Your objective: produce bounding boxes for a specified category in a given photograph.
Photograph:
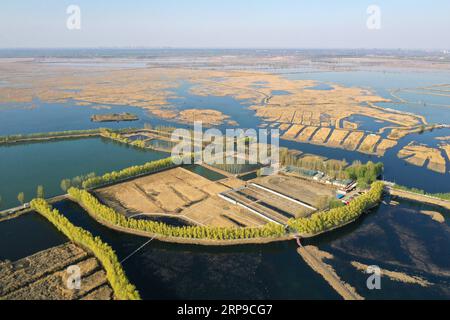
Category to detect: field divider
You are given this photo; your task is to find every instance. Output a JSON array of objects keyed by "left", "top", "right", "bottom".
[
  {"left": 218, "top": 193, "right": 283, "bottom": 225},
  {"left": 250, "top": 183, "right": 317, "bottom": 211}
]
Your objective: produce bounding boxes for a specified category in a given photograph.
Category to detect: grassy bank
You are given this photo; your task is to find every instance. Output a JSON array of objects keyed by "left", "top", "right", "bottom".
[
  {"left": 30, "top": 198, "right": 141, "bottom": 300},
  {"left": 0, "top": 129, "right": 102, "bottom": 144},
  {"left": 0, "top": 128, "right": 140, "bottom": 145},
  {"left": 392, "top": 184, "right": 450, "bottom": 201}
]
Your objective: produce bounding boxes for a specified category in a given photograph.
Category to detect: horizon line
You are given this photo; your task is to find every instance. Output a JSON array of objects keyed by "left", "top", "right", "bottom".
[{"left": 0, "top": 47, "right": 449, "bottom": 52}]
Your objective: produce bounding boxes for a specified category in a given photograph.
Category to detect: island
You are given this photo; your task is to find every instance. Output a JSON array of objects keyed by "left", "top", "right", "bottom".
[{"left": 91, "top": 113, "right": 139, "bottom": 123}]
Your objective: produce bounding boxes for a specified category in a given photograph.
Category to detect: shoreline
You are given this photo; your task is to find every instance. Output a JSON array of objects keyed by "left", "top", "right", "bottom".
[
  {"left": 70, "top": 195, "right": 294, "bottom": 246},
  {"left": 0, "top": 133, "right": 101, "bottom": 146}
]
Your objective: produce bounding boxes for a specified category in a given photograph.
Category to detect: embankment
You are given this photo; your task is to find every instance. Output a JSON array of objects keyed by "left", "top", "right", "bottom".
[{"left": 297, "top": 245, "right": 364, "bottom": 300}]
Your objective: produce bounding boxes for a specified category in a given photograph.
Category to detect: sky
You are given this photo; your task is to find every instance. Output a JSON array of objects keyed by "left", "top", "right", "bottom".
[{"left": 1, "top": 0, "right": 449, "bottom": 49}]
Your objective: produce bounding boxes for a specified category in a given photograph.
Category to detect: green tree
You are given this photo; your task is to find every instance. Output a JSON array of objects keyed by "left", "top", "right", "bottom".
[
  {"left": 37, "top": 185, "right": 45, "bottom": 199},
  {"left": 17, "top": 192, "right": 25, "bottom": 205},
  {"left": 60, "top": 179, "right": 72, "bottom": 192},
  {"left": 30, "top": 198, "right": 141, "bottom": 300},
  {"left": 316, "top": 195, "right": 330, "bottom": 210}
]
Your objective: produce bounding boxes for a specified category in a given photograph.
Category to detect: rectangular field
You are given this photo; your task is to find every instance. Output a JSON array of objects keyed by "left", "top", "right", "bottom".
[
  {"left": 296, "top": 126, "right": 319, "bottom": 142},
  {"left": 326, "top": 129, "right": 349, "bottom": 147},
  {"left": 342, "top": 131, "right": 365, "bottom": 151},
  {"left": 358, "top": 134, "right": 381, "bottom": 154},
  {"left": 311, "top": 127, "right": 332, "bottom": 144},
  {"left": 376, "top": 139, "right": 398, "bottom": 156},
  {"left": 283, "top": 125, "right": 305, "bottom": 139},
  {"left": 252, "top": 175, "right": 336, "bottom": 210}
]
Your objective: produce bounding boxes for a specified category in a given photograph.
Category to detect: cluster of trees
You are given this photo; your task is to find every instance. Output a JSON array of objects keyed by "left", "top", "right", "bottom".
[
  {"left": 81, "top": 157, "right": 177, "bottom": 189},
  {"left": 61, "top": 173, "right": 97, "bottom": 191},
  {"left": 288, "top": 181, "right": 384, "bottom": 235},
  {"left": 279, "top": 149, "right": 384, "bottom": 186},
  {"left": 100, "top": 129, "right": 148, "bottom": 149},
  {"left": 30, "top": 198, "right": 141, "bottom": 300},
  {"left": 393, "top": 184, "right": 450, "bottom": 201},
  {"left": 0, "top": 128, "right": 142, "bottom": 145},
  {"left": 314, "top": 196, "right": 346, "bottom": 210},
  {"left": 279, "top": 148, "right": 349, "bottom": 179},
  {"left": 16, "top": 186, "right": 45, "bottom": 205},
  {"left": 211, "top": 163, "right": 258, "bottom": 175},
  {"left": 345, "top": 161, "right": 383, "bottom": 188},
  {"left": 17, "top": 192, "right": 25, "bottom": 205},
  {"left": 100, "top": 130, "right": 131, "bottom": 143},
  {"left": 68, "top": 188, "right": 286, "bottom": 240}
]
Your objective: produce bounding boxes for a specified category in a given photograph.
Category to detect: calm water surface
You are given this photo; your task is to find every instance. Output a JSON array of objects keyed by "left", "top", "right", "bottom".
[
  {"left": 0, "top": 138, "right": 168, "bottom": 210},
  {"left": 0, "top": 65, "right": 449, "bottom": 299}
]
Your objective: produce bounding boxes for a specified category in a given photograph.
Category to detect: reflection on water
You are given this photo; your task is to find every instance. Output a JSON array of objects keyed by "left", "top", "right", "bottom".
[
  {"left": 0, "top": 213, "right": 66, "bottom": 261},
  {"left": 49, "top": 195, "right": 450, "bottom": 299},
  {"left": 53, "top": 200, "right": 340, "bottom": 300},
  {"left": 183, "top": 164, "right": 227, "bottom": 181},
  {"left": 307, "top": 199, "right": 450, "bottom": 299},
  {"left": 1, "top": 192, "right": 448, "bottom": 299},
  {"left": 131, "top": 215, "right": 193, "bottom": 227}
]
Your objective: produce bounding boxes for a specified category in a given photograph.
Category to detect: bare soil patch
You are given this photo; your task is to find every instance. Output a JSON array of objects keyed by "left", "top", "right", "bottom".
[{"left": 96, "top": 167, "right": 264, "bottom": 227}]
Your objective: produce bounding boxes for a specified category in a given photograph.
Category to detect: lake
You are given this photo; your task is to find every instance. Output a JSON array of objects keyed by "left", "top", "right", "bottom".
[
  {"left": 0, "top": 137, "right": 168, "bottom": 210},
  {"left": 1, "top": 189, "right": 447, "bottom": 299},
  {"left": 0, "top": 63, "right": 449, "bottom": 300}
]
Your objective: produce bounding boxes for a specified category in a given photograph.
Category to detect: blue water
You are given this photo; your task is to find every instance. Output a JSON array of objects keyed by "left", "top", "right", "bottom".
[
  {"left": 1, "top": 50, "right": 449, "bottom": 300},
  {"left": 271, "top": 90, "right": 291, "bottom": 95},
  {"left": 169, "top": 81, "right": 260, "bottom": 129},
  {"left": 281, "top": 127, "right": 450, "bottom": 193},
  {"left": 51, "top": 199, "right": 341, "bottom": 300},
  {"left": 344, "top": 114, "right": 398, "bottom": 134},
  {"left": 0, "top": 212, "right": 66, "bottom": 261},
  {"left": 0, "top": 138, "right": 168, "bottom": 210},
  {"left": 0, "top": 69, "right": 448, "bottom": 194},
  {"left": 0, "top": 100, "right": 180, "bottom": 136},
  {"left": 306, "top": 83, "right": 334, "bottom": 91},
  {"left": 307, "top": 199, "right": 450, "bottom": 299},
  {"left": 284, "top": 70, "right": 450, "bottom": 125}
]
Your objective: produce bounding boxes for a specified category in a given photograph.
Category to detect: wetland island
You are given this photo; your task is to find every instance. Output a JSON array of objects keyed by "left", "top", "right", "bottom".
[{"left": 1, "top": 11, "right": 450, "bottom": 302}]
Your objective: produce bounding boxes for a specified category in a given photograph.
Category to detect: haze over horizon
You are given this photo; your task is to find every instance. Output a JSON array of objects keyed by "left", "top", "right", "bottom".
[{"left": 1, "top": 0, "right": 449, "bottom": 50}]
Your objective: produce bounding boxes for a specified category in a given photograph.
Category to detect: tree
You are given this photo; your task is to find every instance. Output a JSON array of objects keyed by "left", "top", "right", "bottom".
[
  {"left": 316, "top": 195, "right": 330, "bottom": 210},
  {"left": 37, "top": 185, "right": 45, "bottom": 199},
  {"left": 30, "top": 198, "right": 141, "bottom": 300},
  {"left": 60, "top": 179, "right": 72, "bottom": 192},
  {"left": 17, "top": 192, "right": 25, "bottom": 205}
]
